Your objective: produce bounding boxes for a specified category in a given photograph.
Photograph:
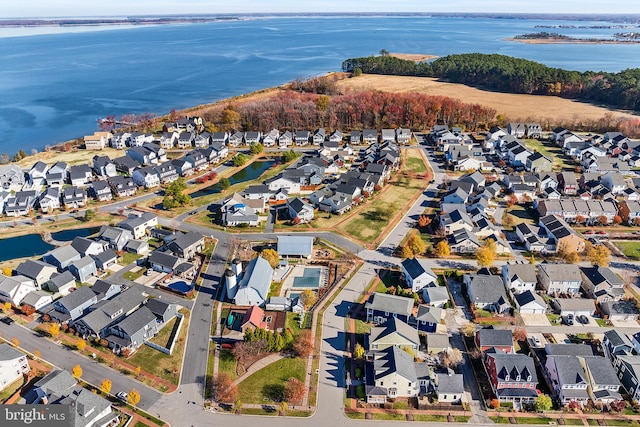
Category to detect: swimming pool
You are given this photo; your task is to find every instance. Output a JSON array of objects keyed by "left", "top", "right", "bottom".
[
  {"left": 167, "top": 281, "right": 193, "bottom": 294},
  {"left": 292, "top": 267, "right": 322, "bottom": 288}
]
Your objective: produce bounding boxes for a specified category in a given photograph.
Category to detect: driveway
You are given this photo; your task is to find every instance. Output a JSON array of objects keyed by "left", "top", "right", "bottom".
[{"left": 519, "top": 313, "right": 551, "bottom": 327}]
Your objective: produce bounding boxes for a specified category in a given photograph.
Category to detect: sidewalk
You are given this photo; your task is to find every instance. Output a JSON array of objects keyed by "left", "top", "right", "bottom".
[{"left": 233, "top": 353, "right": 286, "bottom": 385}]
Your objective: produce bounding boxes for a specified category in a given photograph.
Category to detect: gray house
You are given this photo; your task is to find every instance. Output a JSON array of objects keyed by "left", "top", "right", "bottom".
[
  {"left": 464, "top": 274, "right": 510, "bottom": 313},
  {"left": 106, "top": 306, "right": 158, "bottom": 352},
  {"left": 68, "top": 256, "right": 97, "bottom": 283},
  {"left": 43, "top": 271, "right": 76, "bottom": 296},
  {"left": 146, "top": 298, "right": 179, "bottom": 323},
  {"left": 96, "top": 226, "right": 133, "bottom": 251},
  {"left": 166, "top": 231, "right": 204, "bottom": 260},
  {"left": 50, "top": 286, "right": 98, "bottom": 322},
  {"left": 43, "top": 246, "right": 81, "bottom": 271},
  {"left": 71, "top": 236, "right": 105, "bottom": 258},
  {"left": 93, "top": 249, "right": 118, "bottom": 271},
  {"left": 15, "top": 259, "right": 57, "bottom": 289}
]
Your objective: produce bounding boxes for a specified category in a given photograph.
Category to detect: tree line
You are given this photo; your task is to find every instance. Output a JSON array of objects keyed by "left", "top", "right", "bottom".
[{"left": 342, "top": 53, "right": 640, "bottom": 111}]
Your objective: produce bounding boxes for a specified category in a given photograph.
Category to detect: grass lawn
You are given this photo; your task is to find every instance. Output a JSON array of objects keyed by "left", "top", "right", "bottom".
[
  {"left": 515, "top": 417, "right": 554, "bottom": 424},
  {"left": 524, "top": 139, "right": 572, "bottom": 171},
  {"left": 547, "top": 313, "right": 562, "bottom": 325},
  {"left": 596, "top": 318, "right": 610, "bottom": 327},
  {"left": 614, "top": 241, "right": 640, "bottom": 259},
  {"left": 217, "top": 349, "right": 238, "bottom": 380},
  {"left": 371, "top": 413, "right": 409, "bottom": 421},
  {"left": 0, "top": 377, "right": 24, "bottom": 402},
  {"left": 489, "top": 416, "right": 512, "bottom": 424},
  {"left": 345, "top": 411, "right": 365, "bottom": 419},
  {"left": 563, "top": 419, "right": 588, "bottom": 425},
  {"left": 119, "top": 252, "right": 142, "bottom": 266},
  {"left": 285, "top": 312, "right": 303, "bottom": 337},
  {"left": 127, "top": 310, "right": 189, "bottom": 385},
  {"left": 405, "top": 152, "right": 428, "bottom": 174},
  {"left": 122, "top": 269, "right": 145, "bottom": 281},
  {"left": 604, "top": 420, "right": 640, "bottom": 426},
  {"left": 268, "top": 282, "right": 283, "bottom": 299},
  {"left": 240, "top": 407, "right": 311, "bottom": 417},
  {"left": 353, "top": 319, "right": 371, "bottom": 335},
  {"left": 505, "top": 204, "right": 538, "bottom": 228},
  {"left": 237, "top": 357, "right": 306, "bottom": 404},
  {"left": 413, "top": 414, "right": 449, "bottom": 422},
  {"left": 148, "top": 317, "right": 177, "bottom": 348}
]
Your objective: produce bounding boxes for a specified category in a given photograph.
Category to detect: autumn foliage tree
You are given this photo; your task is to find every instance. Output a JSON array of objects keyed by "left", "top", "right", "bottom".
[
  {"left": 587, "top": 245, "right": 611, "bottom": 267},
  {"left": 293, "top": 330, "right": 313, "bottom": 358},
  {"left": 284, "top": 377, "right": 306, "bottom": 404},
  {"left": 407, "top": 234, "right": 426, "bottom": 256},
  {"left": 513, "top": 328, "right": 528, "bottom": 342},
  {"left": 127, "top": 389, "right": 141, "bottom": 407},
  {"left": 299, "top": 289, "right": 318, "bottom": 310},
  {"left": 100, "top": 379, "right": 112, "bottom": 394},
  {"left": 49, "top": 322, "right": 60, "bottom": 339},
  {"left": 418, "top": 215, "right": 432, "bottom": 229},
  {"left": 214, "top": 372, "right": 238, "bottom": 403},
  {"left": 72, "top": 364, "right": 82, "bottom": 379},
  {"left": 76, "top": 339, "right": 86, "bottom": 351},
  {"left": 434, "top": 240, "right": 451, "bottom": 257},
  {"left": 260, "top": 249, "right": 279, "bottom": 269},
  {"left": 475, "top": 239, "right": 497, "bottom": 267}
]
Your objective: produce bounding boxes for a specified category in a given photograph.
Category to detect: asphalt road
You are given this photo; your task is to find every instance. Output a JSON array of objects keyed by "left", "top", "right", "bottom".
[{"left": 0, "top": 321, "right": 162, "bottom": 410}]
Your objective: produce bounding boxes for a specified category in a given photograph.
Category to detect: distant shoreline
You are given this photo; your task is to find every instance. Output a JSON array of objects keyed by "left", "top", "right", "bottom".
[{"left": 506, "top": 37, "right": 640, "bottom": 45}]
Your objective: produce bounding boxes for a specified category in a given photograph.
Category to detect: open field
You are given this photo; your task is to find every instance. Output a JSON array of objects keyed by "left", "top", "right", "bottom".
[
  {"left": 15, "top": 147, "right": 125, "bottom": 167},
  {"left": 614, "top": 241, "right": 640, "bottom": 259},
  {"left": 337, "top": 75, "right": 639, "bottom": 122},
  {"left": 236, "top": 356, "right": 306, "bottom": 404},
  {"left": 523, "top": 139, "right": 575, "bottom": 171}
]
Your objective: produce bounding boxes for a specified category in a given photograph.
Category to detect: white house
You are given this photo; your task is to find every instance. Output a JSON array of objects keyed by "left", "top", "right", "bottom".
[
  {"left": 401, "top": 257, "right": 437, "bottom": 292},
  {"left": 0, "top": 274, "right": 37, "bottom": 306},
  {"left": 0, "top": 344, "right": 30, "bottom": 391}
]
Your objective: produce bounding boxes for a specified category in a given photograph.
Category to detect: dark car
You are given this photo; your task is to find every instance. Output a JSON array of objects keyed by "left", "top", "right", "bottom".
[
  {"left": 577, "top": 315, "right": 589, "bottom": 324},
  {"left": 1, "top": 317, "right": 15, "bottom": 325},
  {"left": 564, "top": 314, "right": 575, "bottom": 325}
]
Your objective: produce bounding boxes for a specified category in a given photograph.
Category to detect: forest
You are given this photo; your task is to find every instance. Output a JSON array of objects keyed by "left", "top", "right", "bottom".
[
  {"left": 195, "top": 90, "right": 496, "bottom": 133},
  {"left": 342, "top": 53, "right": 640, "bottom": 111}
]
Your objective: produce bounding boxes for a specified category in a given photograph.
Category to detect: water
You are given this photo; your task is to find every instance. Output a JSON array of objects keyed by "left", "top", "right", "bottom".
[
  {"left": 0, "top": 16, "right": 639, "bottom": 154},
  {"left": 50, "top": 226, "right": 100, "bottom": 241},
  {"left": 190, "top": 159, "right": 276, "bottom": 198},
  {"left": 0, "top": 234, "right": 55, "bottom": 262}
]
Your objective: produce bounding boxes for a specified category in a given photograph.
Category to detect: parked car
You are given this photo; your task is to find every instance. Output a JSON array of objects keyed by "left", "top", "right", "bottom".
[
  {"left": 564, "top": 314, "right": 575, "bottom": 326},
  {"left": 116, "top": 391, "right": 128, "bottom": 402},
  {"left": 0, "top": 317, "right": 14, "bottom": 325},
  {"left": 577, "top": 315, "right": 589, "bottom": 324},
  {"left": 531, "top": 336, "right": 542, "bottom": 347}
]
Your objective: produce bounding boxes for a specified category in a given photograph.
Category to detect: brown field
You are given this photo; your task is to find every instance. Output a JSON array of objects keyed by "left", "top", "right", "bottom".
[
  {"left": 337, "top": 74, "right": 639, "bottom": 122},
  {"left": 390, "top": 53, "right": 439, "bottom": 62},
  {"left": 15, "top": 147, "right": 125, "bottom": 168}
]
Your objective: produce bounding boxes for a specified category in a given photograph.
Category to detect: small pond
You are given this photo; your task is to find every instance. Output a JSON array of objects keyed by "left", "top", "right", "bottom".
[
  {"left": 51, "top": 227, "right": 101, "bottom": 242},
  {"left": 0, "top": 234, "right": 56, "bottom": 262},
  {"left": 190, "top": 159, "right": 276, "bottom": 198}
]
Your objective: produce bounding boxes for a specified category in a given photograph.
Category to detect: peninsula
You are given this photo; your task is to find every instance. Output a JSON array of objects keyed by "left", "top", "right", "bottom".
[{"left": 508, "top": 31, "right": 640, "bottom": 44}]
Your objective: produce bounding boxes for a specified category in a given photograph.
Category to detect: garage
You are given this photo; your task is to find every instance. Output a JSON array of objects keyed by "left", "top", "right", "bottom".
[
  {"left": 515, "top": 290, "right": 547, "bottom": 314},
  {"left": 553, "top": 298, "right": 595, "bottom": 317}
]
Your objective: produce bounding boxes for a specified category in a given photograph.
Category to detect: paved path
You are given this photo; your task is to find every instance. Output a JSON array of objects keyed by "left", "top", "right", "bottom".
[{"left": 233, "top": 353, "right": 286, "bottom": 385}]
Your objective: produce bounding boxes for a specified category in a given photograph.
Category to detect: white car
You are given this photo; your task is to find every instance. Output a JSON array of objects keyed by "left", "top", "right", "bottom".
[
  {"left": 116, "top": 391, "right": 128, "bottom": 402},
  {"left": 532, "top": 336, "right": 542, "bottom": 347}
]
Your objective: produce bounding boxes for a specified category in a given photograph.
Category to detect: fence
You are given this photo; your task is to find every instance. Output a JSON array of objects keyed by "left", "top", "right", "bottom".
[{"left": 144, "top": 313, "right": 184, "bottom": 355}]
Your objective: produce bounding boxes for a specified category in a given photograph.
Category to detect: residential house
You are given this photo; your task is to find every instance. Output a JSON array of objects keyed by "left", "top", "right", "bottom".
[
  {"left": 349, "top": 130, "right": 361, "bottom": 145},
  {"left": 153, "top": 163, "right": 179, "bottom": 184},
  {"left": 93, "top": 250, "right": 118, "bottom": 271},
  {"left": 171, "top": 158, "right": 194, "bottom": 177},
  {"left": 412, "top": 305, "right": 443, "bottom": 333},
  {"left": 485, "top": 353, "right": 538, "bottom": 408},
  {"left": 47, "top": 161, "right": 68, "bottom": 185},
  {"left": 601, "top": 300, "right": 640, "bottom": 322},
  {"left": 21, "top": 290, "right": 54, "bottom": 312},
  {"left": 166, "top": 231, "right": 204, "bottom": 260},
  {"left": 90, "top": 180, "right": 113, "bottom": 201},
  {"left": 96, "top": 226, "right": 133, "bottom": 251},
  {"left": 127, "top": 146, "right": 156, "bottom": 165},
  {"left": 118, "top": 212, "right": 158, "bottom": 239},
  {"left": 580, "top": 266, "right": 624, "bottom": 303},
  {"left": 42, "top": 246, "right": 81, "bottom": 270},
  {"left": 148, "top": 251, "right": 182, "bottom": 274},
  {"left": 475, "top": 329, "right": 514, "bottom": 353},
  {"left": 210, "top": 131, "right": 229, "bottom": 145},
  {"left": 132, "top": 166, "right": 160, "bottom": 188},
  {"left": 537, "top": 263, "right": 582, "bottom": 296},
  {"left": 146, "top": 298, "right": 178, "bottom": 324},
  {"left": 49, "top": 286, "right": 98, "bottom": 323},
  {"left": 396, "top": 128, "right": 411, "bottom": 144},
  {"left": 159, "top": 131, "right": 178, "bottom": 148},
  {"left": 366, "top": 292, "right": 413, "bottom": 325},
  {"left": 106, "top": 306, "right": 159, "bottom": 352},
  {"left": 582, "top": 356, "right": 623, "bottom": 407},
  {"left": 73, "top": 287, "right": 146, "bottom": 339},
  {"left": 295, "top": 130, "right": 310, "bottom": 146},
  {"left": 261, "top": 129, "right": 279, "bottom": 147},
  {"left": 365, "top": 346, "right": 419, "bottom": 403},
  {"left": 368, "top": 317, "right": 420, "bottom": 352},
  {"left": 508, "top": 123, "right": 527, "bottom": 138},
  {"left": 113, "top": 156, "right": 140, "bottom": 175},
  {"left": 0, "top": 344, "right": 30, "bottom": 391},
  {"left": 422, "top": 286, "right": 450, "bottom": 308},
  {"left": 68, "top": 256, "right": 97, "bottom": 283},
  {"left": 439, "top": 209, "right": 474, "bottom": 235},
  {"left": 228, "top": 131, "right": 244, "bottom": 147},
  {"left": 601, "top": 172, "right": 627, "bottom": 195},
  {"left": 111, "top": 132, "right": 131, "bottom": 148},
  {"left": 618, "top": 201, "right": 640, "bottom": 225},
  {"left": 176, "top": 132, "right": 194, "bottom": 149},
  {"left": 539, "top": 215, "right": 585, "bottom": 253},
  {"left": 240, "top": 305, "right": 267, "bottom": 332},
  {"left": 464, "top": 274, "right": 510, "bottom": 313},
  {"left": 312, "top": 128, "right": 326, "bottom": 145},
  {"left": 107, "top": 175, "right": 137, "bottom": 198},
  {"left": 0, "top": 274, "right": 37, "bottom": 306},
  {"left": 318, "top": 194, "right": 353, "bottom": 215},
  {"left": 435, "top": 373, "right": 464, "bottom": 403},
  {"left": 526, "top": 151, "right": 553, "bottom": 173},
  {"left": 233, "top": 256, "right": 273, "bottom": 307},
  {"left": 286, "top": 197, "right": 315, "bottom": 223},
  {"left": 557, "top": 172, "right": 578, "bottom": 195},
  {"left": 194, "top": 132, "right": 211, "bottom": 148},
  {"left": 425, "top": 334, "right": 451, "bottom": 355},
  {"left": 125, "top": 239, "right": 149, "bottom": 255},
  {"left": 278, "top": 130, "right": 293, "bottom": 148},
  {"left": 514, "top": 290, "right": 547, "bottom": 314},
  {"left": 43, "top": 271, "right": 75, "bottom": 296},
  {"left": 91, "top": 280, "right": 121, "bottom": 301},
  {"left": 552, "top": 298, "right": 596, "bottom": 318},
  {"left": 401, "top": 257, "right": 437, "bottom": 292},
  {"left": 222, "top": 201, "right": 259, "bottom": 227},
  {"left": 28, "top": 161, "right": 48, "bottom": 186},
  {"left": 0, "top": 164, "right": 25, "bottom": 191},
  {"left": 92, "top": 155, "right": 117, "bottom": 178},
  {"left": 62, "top": 186, "right": 87, "bottom": 208},
  {"left": 4, "top": 190, "right": 37, "bottom": 217},
  {"left": 447, "top": 229, "right": 481, "bottom": 254},
  {"left": 502, "top": 262, "right": 537, "bottom": 295},
  {"left": 38, "top": 187, "right": 61, "bottom": 213},
  {"left": 15, "top": 259, "right": 57, "bottom": 289},
  {"left": 68, "top": 164, "right": 92, "bottom": 187},
  {"left": 186, "top": 150, "right": 208, "bottom": 171}
]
